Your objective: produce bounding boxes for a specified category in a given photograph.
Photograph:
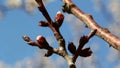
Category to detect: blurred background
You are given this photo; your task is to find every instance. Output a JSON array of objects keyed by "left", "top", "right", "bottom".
[{"left": 0, "top": 0, "right": 120, "bottom": 68}]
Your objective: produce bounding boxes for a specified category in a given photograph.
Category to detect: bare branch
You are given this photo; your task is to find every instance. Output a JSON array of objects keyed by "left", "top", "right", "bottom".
[
  {"left": 62, "top": 0, "right": 120, "bottom": 51},
  {"left": 72, "top": 29, "right": 96, "bottom": 62},
  {"left": 33, "top": 0, "right": 76, "bottom": 68},
  {"left": 36, "top": 0, "right": 53, "bottom": 23},
  {"left": 23, "top": 0, "right": 120, "bottom": 68}
]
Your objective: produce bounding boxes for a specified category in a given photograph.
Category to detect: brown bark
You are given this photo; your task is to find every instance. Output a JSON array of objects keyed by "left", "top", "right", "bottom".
[{"left": 62, "top": 0, "right": 120, "bottom": 51}]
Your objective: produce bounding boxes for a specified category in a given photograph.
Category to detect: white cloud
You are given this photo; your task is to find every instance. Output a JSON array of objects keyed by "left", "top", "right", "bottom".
[
  {"left": 55, "top": 56, "right": 66, "bottom": 68},
  {"left": 25, "top": 0, "right": 39, "bottom": 14},
  {"left": 0, "top": 50, "right": 66, "bottom": 68},
  {"left": 24, "top": 0, "right": 55, "bottom": 14},
  {"left": 107, "top": 47, "right": 120, "bottom": 63},
  {"left": 92, "top": 0, "right": 102, "bottom": 11},
  {"left": 109, "top": 23, "right": 120, "bottom": 37},
  {"left": 76, "top": 55, "right": 99, "bottom": 68},
  {"left": 0, "top": 61, "right": 11, "bottom": 68},
  {"left": 6, "top": 0, "right": 22, "bottom": 8},
  {"left": 1, "top": 0, "right": 55, "bottom": 15},
  {"left": 25, "top": 58, "right": 35, "bottom": 68},
  {"left": 108, "top": 0, "right": 120, "bottom": 23},
  {"left": 14, "top": 61, "right": 22, "bottom": 68},
  {"left": 115, "top": 63, "right": 120, "bottom": 68},
  {"left": 91, "top": 42, "right": 100, "bottom": 52},
  {"left": 108, "top": 0, "right": 120, "bottom": 38},
  {"left": 34, "top": 51, "right": 66, "bottom": 68}
]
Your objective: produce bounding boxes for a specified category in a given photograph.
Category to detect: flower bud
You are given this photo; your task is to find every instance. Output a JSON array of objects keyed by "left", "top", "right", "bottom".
[
  {"left": 68, "top": 42, "right": 76, "bottom": 54},
  {"left": 36, "top": 35, "right": 45, "bottom": 42},
  {"left": 55, "top": 11, "right": 64, "bottom": 27},
  {"left": 39, "top": 21, "right": 48, "bottom": 27},
  {"left": 79, "top": 35, "right": 88, "bottom": 48},
  {"left": 79, "top": 48, "right": 92, "bottom": 57},
  {"left": 36, "top": 35, "right": 49, "bottom": 49}
]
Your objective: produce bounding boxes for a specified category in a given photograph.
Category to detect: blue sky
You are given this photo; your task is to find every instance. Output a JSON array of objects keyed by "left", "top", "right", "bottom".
[{"left": 0, "top": 0, "right": 120, "bottom": 68}]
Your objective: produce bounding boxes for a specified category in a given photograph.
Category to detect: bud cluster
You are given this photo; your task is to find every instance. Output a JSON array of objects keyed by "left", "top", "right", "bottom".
[{"left": 68, "top": 35, "right": 93, "bottom": 57}]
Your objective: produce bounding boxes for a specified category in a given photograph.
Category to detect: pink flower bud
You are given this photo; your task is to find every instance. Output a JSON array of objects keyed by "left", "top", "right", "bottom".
[
  {"left": 36, "top": 35, "right": 46, "bottom": 44},
  {"left": 55, "top": 11, "right": 64, "bottom": 27},
  {"left": 55, "top": 11, "right": 64, "bottom": 22},
  {"left": 36, "top": 35, "right": 49, "bottom": 49}
]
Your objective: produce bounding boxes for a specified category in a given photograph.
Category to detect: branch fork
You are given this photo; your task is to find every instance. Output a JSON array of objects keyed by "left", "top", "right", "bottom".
[
  {"left": 22, "top": 0, "right": 120, "bottom": 68},
  {"left": 22, "top": 0, "right": 97, "bottom": 68},
  {"left": 23, "top": 0, "right": 69, "bottom": 63},
  {"left": 67, "top": 29, "right": 96, "bottom": 62},
  {"left": 62, "top": 0, "right": 120, "bottom": 51}
]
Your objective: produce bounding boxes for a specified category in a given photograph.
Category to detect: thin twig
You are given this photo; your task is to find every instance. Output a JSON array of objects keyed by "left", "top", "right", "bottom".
[
  {"left": 73, "top": 29, "right": 96, "bottom": 62},
  {"left": 36, "top": 0, "right": 52, "bottom": 23}
]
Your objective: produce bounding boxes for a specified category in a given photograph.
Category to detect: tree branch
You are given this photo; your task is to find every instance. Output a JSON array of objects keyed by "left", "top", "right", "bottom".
[
  {"left": 32, "top": 0, "right": 76, "bottom": 68},
  {"left": 73, "top": 29, "right": 96, "bottom": 62},
  {"left": 62, "top": 0, "right": 120, "bottom": 51},
  {"left": 23, "top": 0, "right": 120, "bottom": 68}
]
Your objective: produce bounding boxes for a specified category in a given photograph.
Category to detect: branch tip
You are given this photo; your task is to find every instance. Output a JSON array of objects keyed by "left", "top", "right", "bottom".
[
  {"left": 87, "top": 29, "right": 97, "bottom": 39},
  {"left": 22, "top": 35, "right": 31, "bottom": 42}
]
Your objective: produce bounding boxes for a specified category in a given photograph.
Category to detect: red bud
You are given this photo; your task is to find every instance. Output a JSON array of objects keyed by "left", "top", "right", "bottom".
[
  {"left": 36, "top": 35, "right": 46, "bottom": 43},
  {"left": 39, "top": 21, "right": 48, "bottom": 27},
  {"left": 36, "top": 35, "right": 49, "bottom": 49},
  {"left": 55, "top": 11, "right": 64, "bottom": 27}
]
